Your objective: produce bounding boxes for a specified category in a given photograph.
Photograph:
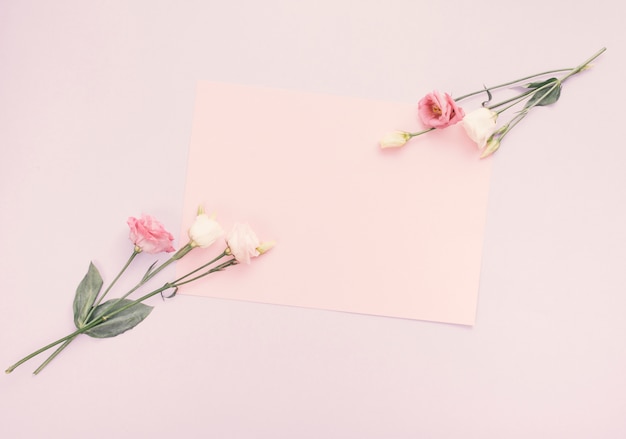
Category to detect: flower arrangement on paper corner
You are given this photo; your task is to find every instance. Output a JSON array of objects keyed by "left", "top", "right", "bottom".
[
  {"left": 379, "top": 48, "right": 606, "bottom": 158},
  {"left": 6, "top": 206, "right": 274, "bottom": 375}
]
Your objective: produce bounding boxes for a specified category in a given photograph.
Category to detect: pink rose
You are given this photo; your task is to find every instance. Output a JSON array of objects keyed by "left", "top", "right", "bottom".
[
  {"left": 226, "top": 223, "right": 261, "bottom": 264},
  {"left": 127, "top": 214, "right": 175, "bottom": 254},
  {"left": 418, "top": 91, "right": 465, "bottom": 129}
]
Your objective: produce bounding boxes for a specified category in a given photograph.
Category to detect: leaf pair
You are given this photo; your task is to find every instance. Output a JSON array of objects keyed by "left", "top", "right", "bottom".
[
  {"left": 72, "top": 262, "right": 153, "bottom": 338},
  {"left": 524, "top": 78, "right": 562, "bottom": 108}
]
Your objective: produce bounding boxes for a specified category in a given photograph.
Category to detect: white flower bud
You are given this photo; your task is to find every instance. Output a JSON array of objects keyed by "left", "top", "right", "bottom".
[
  {"left": 379, "top": 131, "right": 411, "bottom": 149},
  {"left": 188, "top": 212, "right": 224, "bottom": 248}
]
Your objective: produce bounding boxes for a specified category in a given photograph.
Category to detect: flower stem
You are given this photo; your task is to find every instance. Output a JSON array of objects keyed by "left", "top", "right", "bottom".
[
  {"left": 560, "top": 47, "right": 606, "bottom": 82},
  {"left": 493, "top": 47, "right": 606, "bottom": 143},
  {"left": 32, "top": 339, "right": 74, "bottom": 375},
  {"left": 171, "top": 250, "right": 229, "bottom": 285},
  {"left": 91, "top": 243, "right": 194, "bottom": 320},
  {"left": 455, "top": 47, "right": 605, "bottom": 107},
  {"left": 5, "top": 327, "right": 88, "bottom": 374},
  {"left": 453, "top": 68, "right": 573, "bottom": 102},
  {"left": 6, "top": 283, "right": 172, "bottom": 374},
  {"left": 31, "top": 249, "right": 142, "bottom": 374},
  {"left": 5, "top": 244, "right": 229, "bottom": 375},
  {"left": 407, "top": 128, "right": 435, "bottom": 137},
  {"left": 86, "top": 249, "right": 140, "bottom": 322},
  {"left": 172, "top": 257, "right": 238, "bottom": 287},
  {"left": 488, "top": 87, "right": 537, "bottom": 112},
  {"left": 8, "top": 251, "right": 142, "bottom": 374}
]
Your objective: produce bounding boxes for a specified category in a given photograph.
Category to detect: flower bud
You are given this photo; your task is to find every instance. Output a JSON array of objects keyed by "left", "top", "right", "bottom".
[
  {"left": 188, "top": 210, "right": 224, "bottom": 248},
  {"left": 256, "top": 241, "right": 276, "bottom": 255},
  {"left": 379, "top": 131, "right": 411, "bottom": 149},
  {"left": 480, "top": 136, "right": 501, "bottom": 159}
]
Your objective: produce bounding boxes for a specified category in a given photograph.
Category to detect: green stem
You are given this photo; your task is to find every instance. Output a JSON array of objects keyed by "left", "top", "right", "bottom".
[
  {"left": 494, "top": 47, "right": 606, "bottom": 144},
  {"left": 5, "top": 243, "right": 225, "bottom": 375},
  {"left": 92, "top": 243, "right": 194, "bottom": 321},
  {"left": 491, "top": 47, "right": 606, "bottom": 115},
  {"left": 560, "top": 47, "right": 606, "bottom": 83},
  {"left": 171, "top": 250, "right": 229, "bottom": 285},
  {"left": 86, "top": 249, "right": 140, "bottom": 323},
  {"left": 488, "top": 87, "right": 537, "bottom": 112},
  {"left": 32, "top": 338, "right": 74, "bottom": 375},
  {"left": 5, "top": 281, "right": 173, "bottom": 374},
  {"left": 30, "top": 249, "right": 141, "bottom": 374},
  {"left": 6, "top": 326, "right": 90, "bottom": 374},
  {"left": 172, "top": 258, "right": 238, "bottom": 287},
  {"left": 453, "top": 68, "right": 574, "bottom": 102},
  {"left": 407, "top": 128, "right": 435, "bottom": 137}
]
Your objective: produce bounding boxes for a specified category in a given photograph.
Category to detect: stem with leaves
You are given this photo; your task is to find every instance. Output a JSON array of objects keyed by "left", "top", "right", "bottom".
[
  {"left": 5, "top": 245, "right": 234, "bottom": 375},
  {"left": 404, "top": 47, "right": 606, "bottom": 141},
  {"left": 31, "top": 249, "right": 142, "bottom": 374},
  {"left": 483, "top": 47, "right": 606, "bottom": 150}
]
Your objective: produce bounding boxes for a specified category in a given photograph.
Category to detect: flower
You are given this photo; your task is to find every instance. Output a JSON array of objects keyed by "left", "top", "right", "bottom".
[
  {"left": 480, "top": 135, "right": 502, "bottom": 159},
  {"left": 383, "top": 48, "right": 606, "bottom": 157},
  {"left": 462, "top": 108, "right": 498, "bottom": 149},
  {"left": 226, "top": 223, "right": 262, "bottom": 264},
  {"left": 188, "top": 209, "right": 224, "bottom": 248},
  {"left": 127, "top": 214, "right": 175, "bottom": 254},
  {"left": 380, "top": 131, "right": 411, "bottom": 149},
  {"left": 418, "top": 91, "right": 465, "bottom": 129},
  {"left": 256, "top": 241, "right": 276, "bottom": 255},
  {"left": 6, "top": 205, "right": 273, "bottom": 374}
]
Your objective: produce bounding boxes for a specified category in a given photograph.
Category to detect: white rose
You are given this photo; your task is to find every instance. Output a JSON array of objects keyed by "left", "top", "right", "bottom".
[
  {"left": 461, "top": 108, "right": 498, "bottom": 149},
  {"left": 188, "top": 213, "right": 224, "bottom": 248}
]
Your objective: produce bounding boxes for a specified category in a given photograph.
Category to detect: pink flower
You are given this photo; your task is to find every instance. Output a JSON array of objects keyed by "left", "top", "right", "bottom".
[
  {"left": 226, "top": 223, "right": 261, "bottom": 264},
  {"left": 418, "top": 91, "right": 465, "bottom": 129},
  {"left": 127, "top": 214, "right": 175, "bottom": 254}
]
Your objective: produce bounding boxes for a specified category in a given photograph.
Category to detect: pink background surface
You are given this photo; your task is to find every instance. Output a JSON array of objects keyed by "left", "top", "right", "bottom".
[
  {"left": 1, "top": 1, "right": 625, "bottom": 438},
  {"left": 177, "top": 82, "right": 492, "bottom": 325}
]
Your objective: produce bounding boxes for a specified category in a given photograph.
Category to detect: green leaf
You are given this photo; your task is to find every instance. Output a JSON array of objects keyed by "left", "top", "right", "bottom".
[
  {"left": 525, "top": 78, "right": 558, "bottom": 89},
  {"left": 84, "top": 299, "right": 153, "bottom": 338},
  {"left": 73, "top": 262, "right": 103, "bottom": 329},
  {"left": 524, "top": 78, "right": 562, "bottom": 108}
]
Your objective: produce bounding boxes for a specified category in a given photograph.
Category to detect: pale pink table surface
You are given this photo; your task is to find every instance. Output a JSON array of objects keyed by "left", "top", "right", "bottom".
[{"left": 1, "top": 1, "right": 625, "bottom": 438}]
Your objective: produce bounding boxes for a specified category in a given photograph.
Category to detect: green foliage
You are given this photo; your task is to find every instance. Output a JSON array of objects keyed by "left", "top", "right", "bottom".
[
  {"left": 84, "top": 299, "right": 153, "bottom": 338},
  {"left": 525, "top": 78, "right": 562, "bottom": 108},
  {"left": 73, "top": 262, "right": 103, "bottom": 329}
]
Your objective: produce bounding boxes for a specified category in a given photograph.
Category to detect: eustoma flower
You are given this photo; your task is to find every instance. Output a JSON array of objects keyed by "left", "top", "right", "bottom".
[
  {"left": 226, "top": 223, "right": 275, "bottom": 264},
  {"left": 461, "top": 108, "right": 498, "bottom": 150},
  {"left": 6, "top": 206, "right": 273, "bottom": 375},
  {"left": 379, "top": 47, "right": 606, "bottom": 158},
  {"left": 226, "top": 223, "right": 260, "bottom": 264},
  {"left": 127, "top": 214, "right": 175, "bottom": 254},
  {"left": 188, "top": 208, "right": 224, "bottom": 248},
  {"left": 418, "top": 91, "right": 465, "bottom": 129}
]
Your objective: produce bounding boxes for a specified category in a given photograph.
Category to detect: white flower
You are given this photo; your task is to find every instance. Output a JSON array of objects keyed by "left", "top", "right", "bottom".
[
  {"left": 379, "top": 131, "right": 411, "bottom": 149},
  {"left": 226, "top": 223, "right": 262, "bottom": 264},
  {"left": 461, "top": 108, "right": 498, "bottom": 149},
  {"left": 188, "top": 210, "right": 224, "bottom": 248}
]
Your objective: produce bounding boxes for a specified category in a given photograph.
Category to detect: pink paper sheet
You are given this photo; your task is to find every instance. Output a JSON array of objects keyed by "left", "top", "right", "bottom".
[{"left": 177, "top": 82, "right": 492, "bottom": 325}]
